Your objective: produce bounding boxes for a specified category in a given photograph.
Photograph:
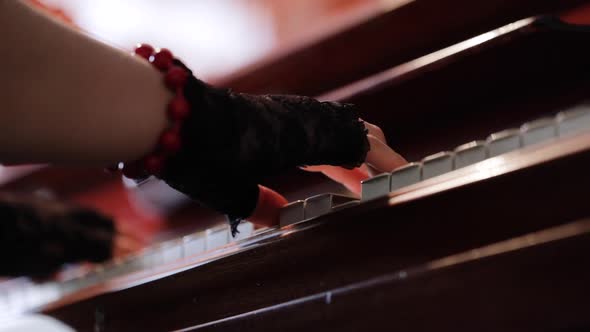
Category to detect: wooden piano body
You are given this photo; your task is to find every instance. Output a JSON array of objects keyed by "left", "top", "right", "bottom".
[{"left": 3, "top": 1, "right": 590, "bottom": 331}]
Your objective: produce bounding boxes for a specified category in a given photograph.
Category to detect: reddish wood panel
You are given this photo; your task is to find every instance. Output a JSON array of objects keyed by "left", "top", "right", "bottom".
[
  {"left": 46, "top": 134, "right": 590, "bottom": 331},
  {"left": 190, "top": 221, "right": 590, "bottom": 331},
  {"left": 217, "top": 0, "right": 587, "bottom": 96}
]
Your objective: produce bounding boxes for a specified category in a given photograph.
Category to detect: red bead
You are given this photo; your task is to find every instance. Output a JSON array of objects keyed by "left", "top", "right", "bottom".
[
  {"left": 134, "top": 44, "right": 154, "bottom": 60},
  {"left": 152, "top": 49, "right": 173, "bottom": 71},
  {"left": 167, "top": 96, "right": 190, "bottom": 120},
  {"left": 160, "top": 130, "right": 182, "bottom": 153},
  {"left": 165, "top": 66, "right": 188, "bottom": 89},
  {"left": 144, "top": 155, "right": 165, "bottom": 175},
  {"left": 122, "top": 162, "right": 144, "bottom": 179}
]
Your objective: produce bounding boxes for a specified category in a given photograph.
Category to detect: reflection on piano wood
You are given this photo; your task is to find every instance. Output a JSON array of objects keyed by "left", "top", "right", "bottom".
[
  {"left": 45, "top": 122, "right": 590, "bottom": 331},
  {"left": 179, "top": 218, "right": 590, "bottom": 331},
  {"left": 2, "top": 2, "right": 590, "bottom": 331},
  {"left": 218, "top": 0, "right": 588, "bottom": 95}
]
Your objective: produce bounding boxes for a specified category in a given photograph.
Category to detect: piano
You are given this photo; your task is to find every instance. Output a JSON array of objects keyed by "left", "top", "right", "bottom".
[{"left": 2, "top": 1, "right": 590, "bottom": 331}]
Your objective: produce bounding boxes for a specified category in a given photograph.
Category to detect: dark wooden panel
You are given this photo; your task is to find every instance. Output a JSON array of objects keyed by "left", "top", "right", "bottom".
[
  {"left": 217, "top": 0, "right": 587, "bottom": 96},
  {"left": 192, "top": 220, "right": 590, "bottom": 332},
  {"left": 260, "top": 16, "right": 590, "bottom": 199},
  {"left": 323, "top": 17, "right": 590, "bottom": 160},
  {"left": 6, "top": 15, "right": 590, "bottom": 213},
  {"left": 46, "top": 135, "right": 590, "bottom": 331}
]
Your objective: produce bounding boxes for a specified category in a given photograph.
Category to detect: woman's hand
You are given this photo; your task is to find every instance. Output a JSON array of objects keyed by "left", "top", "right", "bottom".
[
  {"left": 248, "top": 120, "right": 406, "bottom": 227},
  {"left": 157, "top": 71, "right": 404, "bottom": 232},
  {"left": 301, "top": 120, "right": 407, "bottom": 195}
]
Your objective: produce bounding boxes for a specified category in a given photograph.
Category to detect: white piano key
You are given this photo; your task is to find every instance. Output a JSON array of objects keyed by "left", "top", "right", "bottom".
[
  {"left": 183, "top": 233, "right": 206, "bottom": 257},
  {"left": 557, "top": 105, "right": 590, "bottom": 136},
  {"left": 454, "top": 141, "right": 487, "bottom": 169},
  {"left": 279, "top": 200, "right": 305, "bottom": 227},
  {"left": 0, "top": 291, "right": 7, "bottom": 310},
  {"left": 160, "top": 242, "right": 184, "bottom": 264},
  {"left": 361, "top": 173, "right": 391, "bottom": 201},
  {"left": 23, "top": 288, "right": 45, "bottom": 309},
  {"left": 421, "top": 152, "right": 454, "bottom": 180},
  {"left": 390, "top": 162, "right": 422, "bottom": 191},
  {"left": 91, "top": 266, "right": 117, "bottom": 287},
  {"left": 233, "top": 221, "right": 255, "bottom": 241},
  {"left": 11, "top": 282, "right": 35, "bottom": 310},
  {"left": 78, "top": 264, "right": 124, "bottom": 283},
  {"left": 137, "top": 248, "right": 164, "bottom": 270},
  {"left": 69, "top": 270, "right": 100, "bottom": 291},
  {"left": 486, "top": 129, "right": 522, "bottom": 157},
  {"left": 304, "top": 194, "right": 356, "bottom": 219},
  {"left": 206, "top": 226, "right": 230, "bottom": 250},
  {"left": 5, "top": 288, "right": 27, "bottom": 313},
  {"left": 91, "top": 261, "right": 126, "bottom": 281},
  {"left": 59, "top": 278, "right": 81, "bottom": 295},
  {"left": 35, "top": 282, "right": 61, "bottom": 305},
  {"left": 9, "top": 286, "right": 30, "bottom": 311},
  {"left": 53, "top": 265, "right": 84, "bottom": 281},
  {"left": 521, "top": 117, "right": 557, "bottom": 146},
  {"left": 88, "top": 257, "right": 142, "bottom": 285},
  {"left": 119, "top": 254, "right": 147, "bottom": 274}
]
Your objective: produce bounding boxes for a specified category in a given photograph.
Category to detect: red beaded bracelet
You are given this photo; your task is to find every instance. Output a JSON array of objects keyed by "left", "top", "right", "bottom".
[{"left": 110, "top": 44, "right": 191, "bottom": 179}]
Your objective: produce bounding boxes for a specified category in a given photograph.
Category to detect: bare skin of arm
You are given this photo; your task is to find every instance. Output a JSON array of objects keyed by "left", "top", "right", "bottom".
[
  {"left": 0, "top": 1, "right": 407, "bottom": 228},
  {"left": 0, "top": 0, "right": 171, "bottom": 166}
]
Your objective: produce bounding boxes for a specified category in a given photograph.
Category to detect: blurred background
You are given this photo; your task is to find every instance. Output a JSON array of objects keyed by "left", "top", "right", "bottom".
[{"left": 32, "top": 0, "right": 382, "bottom": 79}]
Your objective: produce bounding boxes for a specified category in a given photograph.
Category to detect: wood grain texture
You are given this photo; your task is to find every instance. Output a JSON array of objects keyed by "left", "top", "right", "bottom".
[
  {"left": 46, "top": 133, "right": 590, "bottom": 331},
  {"left": 217, "top": 0, "right": 587, "bottom": 96},
  {"left": 189, "top": 220, "right": 590, "bottom": 331}
]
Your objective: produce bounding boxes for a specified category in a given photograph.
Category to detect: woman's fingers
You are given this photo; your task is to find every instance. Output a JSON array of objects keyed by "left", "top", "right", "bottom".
[
  {"left": 248, "top": 185, "right": 288, "bottom": 227},
  {"left": 301, "top": 165, "right": 328, "bottom": 173},
  {"left": 366, "top": 134, "right": 407, "bottom": 172},
  {"left": 363, "top": 120, "right": 387, "bottom": 144},
  {"left": 301, "top": 125, "right": 406, "bottom": 193},
  {"left": 301, "top": 165, "right": 369, "bottom": 195},
  {"left": 303, "top": 164, "right": 369, "bottom": 176},
  {"left": 113, "top": 233, "right": 144, "bottom": 258},
  {"left": 364, "top": 121, "right": 408, "bottom": 172}
]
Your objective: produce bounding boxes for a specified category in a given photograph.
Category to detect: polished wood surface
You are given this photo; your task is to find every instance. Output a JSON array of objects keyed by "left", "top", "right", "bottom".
[
  {"left": 217, "top": 0, "right": 587, "bottom": 96},
  {"left": 45, "top": 132, "right": 590, "bottom": 331},
  {"left": 189, "top": 219, "right": 590, "bottom": 331},
  {"left": 322, "top": 16, "right": 590, "bottom": 160}
]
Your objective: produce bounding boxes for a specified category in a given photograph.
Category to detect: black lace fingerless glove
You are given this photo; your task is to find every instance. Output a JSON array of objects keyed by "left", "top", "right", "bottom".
[
  {"left": 159, "top": 61, "right": 369, "bottom": 234},
  {"left": 0, "top": 196, "right": 115, "bottom": 277}
]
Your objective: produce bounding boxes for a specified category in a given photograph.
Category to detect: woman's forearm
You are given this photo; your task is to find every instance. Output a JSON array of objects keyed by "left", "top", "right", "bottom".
[{"left": 0, "top": 0, "right": 171, "bottom": 165}]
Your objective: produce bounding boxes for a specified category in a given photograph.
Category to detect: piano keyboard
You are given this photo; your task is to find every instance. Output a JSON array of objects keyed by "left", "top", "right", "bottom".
[
  {"left": 1, "top": 104, "right": 589, "bottom": 320},
  {"left": 276, "top": 109, "right": 590, "bottom": 227},
  {"left": 0, "top": 221, "right": 258, "bottom": 319},
  {"left": 280, "top": 194, "right": 357, "bottom": 227},
  {"left": 360, "top": 105, "right": 590, "bottom": 203}
]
